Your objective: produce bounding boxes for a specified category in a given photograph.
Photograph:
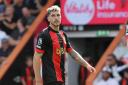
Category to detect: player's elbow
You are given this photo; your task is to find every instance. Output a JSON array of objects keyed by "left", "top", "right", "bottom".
[
  {"left": 33, "top": 52, "right": 43, "bottom": 60},
  {"left": 33, "top": 55, "right": 41, "bottom": 63}
]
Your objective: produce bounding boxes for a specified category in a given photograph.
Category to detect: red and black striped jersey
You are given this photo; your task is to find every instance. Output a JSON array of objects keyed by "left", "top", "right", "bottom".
[{"left": 35, "top": 26, "right": 73, "bottom": 84}]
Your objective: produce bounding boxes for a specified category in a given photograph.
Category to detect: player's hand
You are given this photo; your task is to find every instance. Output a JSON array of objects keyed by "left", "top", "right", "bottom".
[{"left": 86, "top": 64, "right": 96, "bottom": 73}]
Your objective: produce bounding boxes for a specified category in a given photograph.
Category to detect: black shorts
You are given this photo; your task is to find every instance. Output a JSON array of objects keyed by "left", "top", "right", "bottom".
[{"left": 45, "top": 81, "right": 64, "bottom": 85}]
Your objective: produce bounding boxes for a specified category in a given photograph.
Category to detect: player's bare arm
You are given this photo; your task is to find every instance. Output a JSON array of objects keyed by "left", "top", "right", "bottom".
[
  {"left": 33, "top": 52, "right": 43, "bottom": 84},
  {"left": 68, "top": 49, "right": 96, "bottom": 73}
]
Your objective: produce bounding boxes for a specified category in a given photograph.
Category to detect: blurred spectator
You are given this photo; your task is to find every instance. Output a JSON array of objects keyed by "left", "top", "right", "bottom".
[
  {"left": 96, "top": 67, "right": 119, "bottom": 85},
  {"left": 35, "top": 0, "right": 47, "bottom": 10},
  {"left": 17, "top": 7, "right": 35, "bottom": 37},
  {"left": 0, "top": 30, "right": 17, "bottom": 47},
  {"left": 0, "top": 5, "right": 18, "bottom": 38},
  {"left": 78, "top": 55, "right": 94, "bottom": 85},
  {"left": 0, "top": 38, "right": 15, "bottom": 66},
  {"left": 114, "top": 36, "right": 128, "bottom": 64},
  {"left": 13, "top": 0, "right": 25, "bottom": 21},
  {"left": 104, "top": 54, "right": 128, "bottom": 82},
  {"left": 0, "top": 0, "right": 5, "bottom": 16},
  {"left": 114, "top": 22, "right": 128, "bottom": 64},
  {"left": 24, "top": 0, "right": 40, "bottom": 16},
  {"left": 0, "top": 30, "right": 9, "bottom": 47},
  {"left": 94, "top": 54, "right": 128, "bottom": 84},
  {"left": 21, "top": 56, "right": 34, "bottom": 85},
  {"left": 120, "top": 68, "right": 128, "bottom": 85},
  {"left": 3, "top": 0, "right": 13, "bottom": 7}
]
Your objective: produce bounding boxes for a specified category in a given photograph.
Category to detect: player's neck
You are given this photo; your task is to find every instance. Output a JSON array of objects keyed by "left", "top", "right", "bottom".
[{"left": 50, "top": 23, "right": 59, "bottom": 32}]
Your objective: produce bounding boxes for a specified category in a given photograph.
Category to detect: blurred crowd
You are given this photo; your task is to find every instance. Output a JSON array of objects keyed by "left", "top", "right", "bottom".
[
  {"left": 0, "top": 0, "right": 46, "bottom": 65},
  {"left": 94, "top": 36, "right": 128, "bottom": 85},
  {"left": 0, "top": 0, "right": 48, "bottom": 85},
  {"left": 78, "top": 35, "right": 128, "bottom": 85}
]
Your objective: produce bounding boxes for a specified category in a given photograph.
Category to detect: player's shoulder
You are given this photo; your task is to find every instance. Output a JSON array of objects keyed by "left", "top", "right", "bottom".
[
  {"left": 60, "top": 30, "right": 68, "bottom": 38},
  {"left": 39, "top": 27, "right": 49, "bottom": 36},
  {"left": 41, "top": 27, "right": 49, "bottom": 33},
  {"left": 60, "top": 30, "right": 66, "bottom": 35}
]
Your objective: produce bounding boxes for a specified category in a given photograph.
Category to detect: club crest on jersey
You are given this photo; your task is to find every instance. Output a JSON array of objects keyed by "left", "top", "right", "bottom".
[{"left": 56, "top": 48, "right": 65, "bottom": 56}]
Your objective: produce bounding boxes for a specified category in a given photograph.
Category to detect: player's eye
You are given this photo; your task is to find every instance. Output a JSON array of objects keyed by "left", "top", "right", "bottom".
[{"left": 57, "top": 14, "right": 60, "bottom": 16}]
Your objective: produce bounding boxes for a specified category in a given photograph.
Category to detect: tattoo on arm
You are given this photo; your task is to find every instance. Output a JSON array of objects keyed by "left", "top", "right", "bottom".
[
  {"left": 69, "top": 49, "right": 88, "bottom": 67},
  {"left": 69, "top": 50, "right": 81, "bottom": 61},
  {"left": 70, "top": 52, "right": 79, "bottom": 61}
]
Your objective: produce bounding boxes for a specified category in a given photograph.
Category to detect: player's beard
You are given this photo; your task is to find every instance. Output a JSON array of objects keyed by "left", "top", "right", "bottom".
[{"left": 52, "top": 20, "right": 60, "bottom": 27}]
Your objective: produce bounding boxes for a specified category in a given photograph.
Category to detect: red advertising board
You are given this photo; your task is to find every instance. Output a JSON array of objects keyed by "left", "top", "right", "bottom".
[{"left": 61, "top": 0, "right": 128, "bottom": 25}]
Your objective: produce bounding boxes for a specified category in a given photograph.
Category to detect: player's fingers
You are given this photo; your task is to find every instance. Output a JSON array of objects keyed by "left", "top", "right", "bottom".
[
  {"left": 90, "top": 68, "right": 93, "bottom": 73},
  {"left": 90, "top": 67, "right": 96, "bottom": 73},
  {"left": 92, "top": 68, "right": 96, "bottom": 73},
  {"left": 90, "top": 69, "right": 92, "bottom": 72}
]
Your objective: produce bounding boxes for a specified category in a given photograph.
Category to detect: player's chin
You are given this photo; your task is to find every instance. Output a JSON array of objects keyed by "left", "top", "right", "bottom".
[{"left": 54, "top": 23, "right": 61, "bottom": 26}]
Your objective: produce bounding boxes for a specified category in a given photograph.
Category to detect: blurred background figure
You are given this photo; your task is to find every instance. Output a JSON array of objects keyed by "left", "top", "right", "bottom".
[
  {"left": 94, "top": 54, "right": 128, "bottom": 85},
  {"left": 35, "top": 0, "right": 47, "bottom": 12},
  {"left": 21, "top": 56, "right": 34, "bottom": 85},
  {"left": 17, "top": 6, "right": 35, "bottom": 37},
  {"left": 120, "top": 68, "right": 128, "bottom": 85},
  {"left": 3, "top": 0, "right": 13, "bottom": 7},
  {"left": 24, "top": 0, "right": 39, "bottom": 16},
  {"left": 96, "top": 67, "right": 119, "bottom": 85},
  {"left": 0, "top": 38, "right": 14, "bottom": 66},
  {"left": 114, "top": 36, "right": 128, "bottom": 64},
  {"left": 105, "top": 54, "right": 124, "bottom": 82},
  {"left": 0, "top": 5, "right": 17, "bottom": 37},
  {"left": 78, "top": 54, "right": 95, "bottom": 85},
  {"left": 0, "top": 0, "right": 5, "bottom": 16},
  {"left": 13, "top": 0, "right": 25, "bottom": 21},
  {"left": 0, "top": 30, "right": 9, "bottom": 47}
]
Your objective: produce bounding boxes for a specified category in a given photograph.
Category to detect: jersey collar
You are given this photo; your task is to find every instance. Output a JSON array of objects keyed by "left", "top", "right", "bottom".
[{"left": 48, "top": 26, "right": 59, "bottom": 33}]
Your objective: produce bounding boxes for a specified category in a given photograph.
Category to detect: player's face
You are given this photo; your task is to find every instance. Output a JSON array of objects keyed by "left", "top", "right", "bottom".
[{"left": 48, "top": 11, "right": 61, "bottom": 26}]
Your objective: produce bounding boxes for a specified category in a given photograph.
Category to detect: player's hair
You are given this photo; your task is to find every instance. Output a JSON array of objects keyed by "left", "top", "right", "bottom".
[{"left": 47, "top": 5, "right": 60, "bottom": 17}]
